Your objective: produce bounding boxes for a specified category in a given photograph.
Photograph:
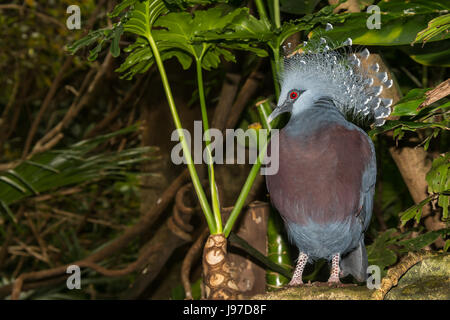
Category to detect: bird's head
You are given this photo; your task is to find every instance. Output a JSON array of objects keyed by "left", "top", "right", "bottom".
[
  {"left": 268, "top": 88, "right": 318, "bottom": 123},
  {"left": 267, "top": 30, "right": 394, "bottom": 127}
]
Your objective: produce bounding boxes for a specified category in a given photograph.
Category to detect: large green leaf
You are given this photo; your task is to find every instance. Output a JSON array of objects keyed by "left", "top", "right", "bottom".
[
  {"left": 153, "top": 7, "right": 245, "bottom": 68},
  {"left": 115, "top": 38, "right": 193, "bottom": 79},
  {"left": 116, "top": 6, "right": 243, "bottom": 78},
  {"left": 194, "top": 5, "right": 346, "bottom": 52},
  {"left": 124, "top": 0, "right": 168, "bottom": 39},
  {"left": 274, "top": 6, "right": 349, "bottom": 49},
  {"left": 109, "top": 0, "right": 139, "bottom": 18},
  {"left": 72, "top": 0, "right": 170, "bottom": 61},
  {"left": 69, "top": 0, "right": 168, "bottom": 61},
  {"left": 315, "top": 0, "right": 450, "bottom": 46},
  {"left": 117, "top": 5, "right": 269, "bottom": 79},
  {"left": 110, "top": 0, "right": 174, "bottom": 79}
]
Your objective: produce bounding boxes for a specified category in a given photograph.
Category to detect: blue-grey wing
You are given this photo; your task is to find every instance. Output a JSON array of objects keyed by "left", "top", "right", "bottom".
[
  {"left": 340, "top": 128, "right": 376, "bottom": 282},
  {"left": 359, "top": 134, "right": 377, "bottom": 232}
]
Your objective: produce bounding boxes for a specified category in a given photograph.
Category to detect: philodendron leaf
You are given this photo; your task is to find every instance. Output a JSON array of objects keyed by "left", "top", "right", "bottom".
[
  {"left": 109, "top": 0, "right": 138, "bottom": 18},
  {"left": 110, "top": 24, "right": 124, "bottom": 57},
  {"left": 195, "top": 7, "right": 273, "bottom": 42},
  {"left": 68, "top": 22, "right": 124, "bottom": 60},
  {"left": 70, "top": 0, "right": 165, "bottom": 60},
  {"left": 117, "top": 6, "right": 249, "bottom": 78},
  {"left": 194, "top": 4, "right": 345, "bottom": 53},
  {"left": 67, "top": 29, "right": 106, "bottom": 54},
  {"left": 116, "top": 38, "right": 193, "bottom": 79},
  {"left": 153, "top": 7, "right": 246, "bottom": 69},
  {"left": 124, "top": 0, "right": 168, "bottom": 39},
  {"left": 278, "top": 5, "right": 348, "bottom": 45}
]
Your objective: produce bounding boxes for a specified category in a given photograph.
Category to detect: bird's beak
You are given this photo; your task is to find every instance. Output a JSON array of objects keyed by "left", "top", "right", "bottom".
[{"left": 268, "top": 101, "right": 291, "bottom": 123}]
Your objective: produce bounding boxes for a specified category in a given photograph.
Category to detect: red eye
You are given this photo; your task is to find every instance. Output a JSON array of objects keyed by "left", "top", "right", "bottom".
[{"left": 290, "top": 91, "right": 298, "bottom": 100}]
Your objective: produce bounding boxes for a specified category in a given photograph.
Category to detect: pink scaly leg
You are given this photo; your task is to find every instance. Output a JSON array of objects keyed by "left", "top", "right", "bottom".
[
  {"left": 289, "top": 252, "right": 308, "bottom": 286},
  {"left": 328, "top": 253, "right": 341, "bottom": 285}
]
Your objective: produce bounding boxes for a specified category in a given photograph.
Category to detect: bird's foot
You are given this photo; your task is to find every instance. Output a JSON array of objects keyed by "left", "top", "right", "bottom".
[
  {"left": 327, "top": 275, "right": 341, "bottom": 285},
  {"left": 288, "top": 279, "right": 304, "bottom": 287},
  {"left": 326, "top": 275, "right": 343, "bottom": 287},
  {"left": 287, "top": 252, "right": 309, "bottom": 287},
  {"left": 326, "top": 277, "right": 358, "bottom": 288}
]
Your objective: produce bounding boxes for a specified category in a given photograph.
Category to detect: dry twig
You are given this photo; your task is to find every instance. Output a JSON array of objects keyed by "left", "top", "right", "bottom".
[{"left": 371, "top": 251, "right": 437, "bottom": 300}]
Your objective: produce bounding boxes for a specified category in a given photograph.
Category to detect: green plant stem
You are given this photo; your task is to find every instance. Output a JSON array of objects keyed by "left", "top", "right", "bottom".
[
  {"left": 273, "top": 0, "right": 281, "bottom": 29},
  {"left": 255, "top": 0, "right": 281, "bottom": 97},
  {"left": 270, "top": 46, "right": 281, "bottom": 98},
  {"left": 146, "top": 34, "right": 216, "bottom": 234},
  {"left": 254, "top": 0, "right": 271, "bottom": 27},
  {"left": 257, "top": 100, "right": 273, "bottom": 130},
  {"left": 196, "top": 57, "right": 222, "bottom": 233}
]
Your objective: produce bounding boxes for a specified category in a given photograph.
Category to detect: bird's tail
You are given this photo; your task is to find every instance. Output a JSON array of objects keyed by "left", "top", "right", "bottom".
[
  {"left": 281, "top": 23, "right": 393, "bottom": 127},
  {"left": 340, "top": 238, "right": 368, "bottom": 282}
]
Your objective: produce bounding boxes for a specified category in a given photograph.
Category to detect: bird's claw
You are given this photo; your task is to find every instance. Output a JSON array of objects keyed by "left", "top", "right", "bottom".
[
  {"left": 287, "top": 281, "right": 303, "bottom": 287},
  {"left": 287, "top": 280, "right": 313, "bottom": 287}
]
